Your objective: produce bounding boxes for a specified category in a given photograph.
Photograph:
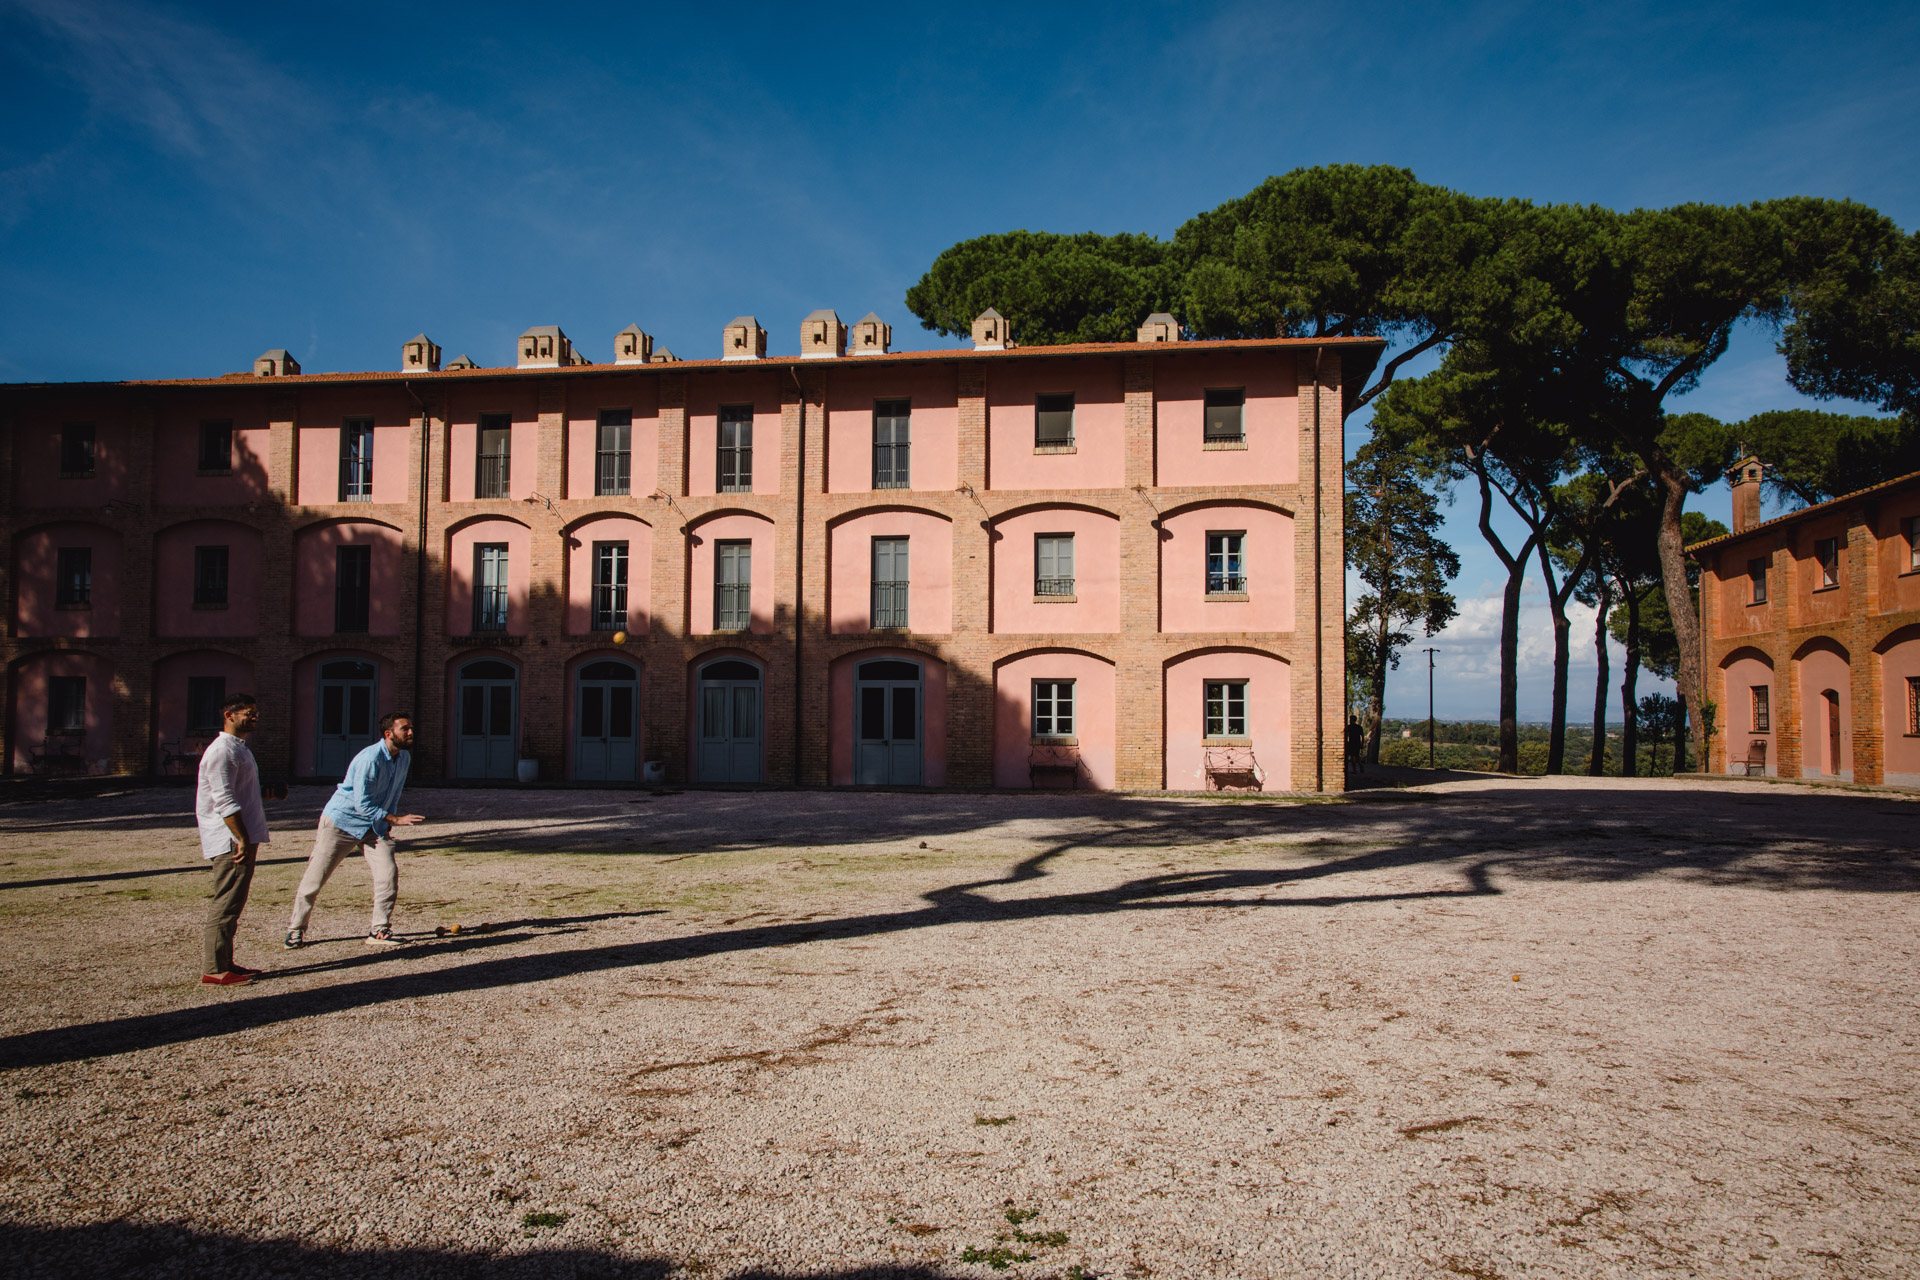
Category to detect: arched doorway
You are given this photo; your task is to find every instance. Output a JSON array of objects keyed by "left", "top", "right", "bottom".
[
  {"left": 853, "top": 658, "right": 923, "bottom": 784},
  {"left": 576, "top": 659, "right": 640, "bottom": 782},
  {"left": 456, "top": 658, "right": 518, "bottom": 779},
  {"left": 316, "top": 659, "right": 378, "bottom": 778},
  {"left": 695, "top": 657, "right": 761, "bottom": 783}
]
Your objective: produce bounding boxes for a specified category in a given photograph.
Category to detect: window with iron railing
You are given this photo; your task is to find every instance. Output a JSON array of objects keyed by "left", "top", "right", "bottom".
[
  {"left": 871, "top": 536, "right": 909, "bottom": 629},
  {"left": 335, "top": 545, "right": 372, "bottom": 633},
  {"left": 1909, "top": 676, "right": 1920, "bottom": 736},
  {"left": 49, "top": 676, "right": 85, "bottom": 732},
  {"left": 186, "top": 676, "right": 226, "bottom": 737},
  {"left": 596, "top": 410, "right": 631, "bottom": 496},
  {"left": 59, "top": 423, "right": 95, "bottom": 477},
  {"left": 715, "top": 540, "right": 751, "bottom": 630},
  {"left": 55, "top": 547, "right": 92, "bottom": 608},
  {"left": 193, "top": 545, "right": 229, "bottom": 607},
  {"left": 1204, "top": 680, "right": 1248, "bottom": 738},
  {"left": 873, "top": 399, "right": 910, "bottom": 489},
  {"left": 1752, "top": 685, "right": 1771, "bottom": 734},
  {"left": 1035, "top": 534, "right": 1074, "bottom": 596},
  {"left": 473, "top": 543, "right": 509, "bottom": 631},
  {"left": 592, "top": 541, "right": 628, "bottom": 632},
  {"left": 1034, "top": 393, "right": 1074, "bottom": 448},
  {"left": 1203, "top": 388, "right": 1245, "bottom": 446},
  {"left": 718, "top": 405, "right": 753, "bottom": 492},
  {"left": 340, "top": 419, "right": 374, "bottom": 501},
  {"left": 1206, "top": 531, "right": 1248, "bottom": 595},
  {"left": 477, "top": 416, "right": 511, "bottom": 499}
]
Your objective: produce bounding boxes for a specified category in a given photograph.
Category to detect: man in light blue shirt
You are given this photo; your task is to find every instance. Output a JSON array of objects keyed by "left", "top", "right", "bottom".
[{"left": 286, "top": 711, "right": 425, "bottom": 948}]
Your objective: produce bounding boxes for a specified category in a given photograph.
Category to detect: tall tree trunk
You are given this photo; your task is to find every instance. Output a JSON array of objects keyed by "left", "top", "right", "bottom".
[
  {"left": 1619, "top": 586, "right": 1643, "bottom": 777},
  {"left": 1365, "top": 608, "right": 1392, "bottom": 764},
  {"left": 1654, "top": 466, "right": 1707, "bottom": 762},
  {"left": 1496, "top": 547, "right": 1534, "bottom": 775},
  {"left": 1545, "top": 596, "right": 1572, "bottom": 775},
  {"left": 1672, "top": 696, "right": 1688, "bottom": 774},
  {"left": 1589, "top": 579, "right": 1613, "bottom": 776}
]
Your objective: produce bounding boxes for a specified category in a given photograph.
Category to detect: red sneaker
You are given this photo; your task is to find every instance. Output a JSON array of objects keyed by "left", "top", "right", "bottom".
[{"left": 201, "top": 971, "right": 254, "bottom": 986}]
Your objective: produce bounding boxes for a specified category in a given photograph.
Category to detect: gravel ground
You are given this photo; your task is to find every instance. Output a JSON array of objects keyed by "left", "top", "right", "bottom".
[{"left": 0, "top": 775, "right": 1916, "bottom": 1279}]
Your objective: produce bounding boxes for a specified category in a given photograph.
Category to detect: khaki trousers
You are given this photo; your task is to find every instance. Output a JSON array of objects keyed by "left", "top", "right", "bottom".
[
  {"left": 289, "top": 818, "right": 398, "bottom": 933},
  {"left": 203, "top": 845, "right": 256, "bottom": 975}
]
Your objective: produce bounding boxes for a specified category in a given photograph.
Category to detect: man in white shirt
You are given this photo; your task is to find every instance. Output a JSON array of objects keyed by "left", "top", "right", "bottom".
[{"left": 195, "top": 693, "right": 271, "bottom": 986}]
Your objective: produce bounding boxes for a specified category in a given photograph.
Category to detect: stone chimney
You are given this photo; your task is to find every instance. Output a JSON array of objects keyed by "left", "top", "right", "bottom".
[
  {"left": 971, "top": 308, "right": 1013, "bottom": 350},
  {"left": 254, "top": 349, "right": 300, "bottom": 377},
  {"left": 800, "top": 309, "right": 847, "bottom": 359},
  {"left": 614, "top": 325, "right": 653, "bottom": 365},
  {"left": 518, "top": 326, "right": 572, "bottom": 369},
  {"left": 1730, "top": 454, "right": 1764, "bottom": 533},
  {"left": 1137, "top": 313, "right": 1182, "bottom": 343},
  {"left": 402, "top": 334, "right": 441, "bottom": 373},
  {"left": 651, "top": 348, "right": 680, "bottom": 363},
  {"left": 445, "top": 353, "right": 478, "bottom": 370},
  {"left": 850, "top": 312, "right": 891, "bottom": 355},
  {"left": 723, "top": 316, "right": 766, "bottom": 361}
]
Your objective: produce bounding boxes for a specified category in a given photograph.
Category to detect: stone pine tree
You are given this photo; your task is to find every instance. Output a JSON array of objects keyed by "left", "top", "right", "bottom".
[{"left": 1345, "top": 437, "right": 1459, "bottom": 764}]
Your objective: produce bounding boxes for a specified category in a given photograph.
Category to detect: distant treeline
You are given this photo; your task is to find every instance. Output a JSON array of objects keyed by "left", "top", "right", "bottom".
[{"left": 1371, "top": 719, "right": 1684, "bottom": 777}]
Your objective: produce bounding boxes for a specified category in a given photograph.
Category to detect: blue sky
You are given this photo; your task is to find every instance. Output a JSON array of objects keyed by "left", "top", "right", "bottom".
[{"left": 4, "top": 1, "right": 1915, "bottom": 718}]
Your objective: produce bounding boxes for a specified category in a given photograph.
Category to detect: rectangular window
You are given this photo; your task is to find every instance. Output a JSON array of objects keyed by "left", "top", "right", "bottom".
[
  {"left": 1032, "top": 680, "right": 1075, "bottom": 738},
  {"left": 1815, "top": 536, "right": 1840, "bottom": 589},
  {"left": 198, "top": 420, "right": 234, "bottom": 472},
  {"left": 592, "top": 541, "right": 629, "bottom": 632},
  {"left": 871, "top": 537, "right": 909, "bottom": 629},
  {"left": 1207, "top": 531, "right": 1248, "bottom": 595},
  {"left": 1034, "top": 393, "right": 1075, "bottom": 447},
  {"left": 48, "top": 676, "right": 85, "bottom": 733},
  {"left": 1909, "top": 676, "right": 1920, "bottom": 736},
  {"left": 718, "top": 405, "right": 753, "bottom": 492},
  {"left": 1747, "top": 556, "right": 1768, "bottom": 604},
  {"left": 335, "top": 545, "right": 372, "bottom": 633},
  {"left": 1907, "top": 516, "right": 1920, "bottom": 573},
  {"left": 1035, "top": 534, "right": 1075, "bottom": 596},
  {"left": 186, "top": 676, "right": 226, "bottom": 736},
  {"left": 873, "top": 399, "right": 911, "bottom": 489},
  {"left": 55, "top": 547, "right": 91, "bottom": 607},
  {"left": 477, "top": 415, "right": 511, "bottom": 499},
  {"left": 1203, "top": 388, "right": 1246, "bottom": 444},
  {"left": 473, "top": 543, "right": 509, "bottom": 632},
  {"left": 193, "top": 545, "right": 229, "bottom": 607},
  {"left": 1752, "top": 685, "right": 1771, "bottom": 734},
  {"left": 59, "top": 423, "right": 95, "bottom": 477},
  {"left": 340, "top": 418, "right": 375, "bottom": 501},
  {"left": 596, "top": 410, "right": 631, "bottom": 496},
  {"left": 715, "top": 540, "right": 752, "bottom": 630},
  {"left": 1204, "top": 680, "right": 1248, "bottom": 738}
]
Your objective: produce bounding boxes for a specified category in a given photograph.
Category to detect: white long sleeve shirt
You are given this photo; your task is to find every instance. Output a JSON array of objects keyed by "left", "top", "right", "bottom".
[{"left": 195, "top": 732, "right": 271, "bottom": 859}]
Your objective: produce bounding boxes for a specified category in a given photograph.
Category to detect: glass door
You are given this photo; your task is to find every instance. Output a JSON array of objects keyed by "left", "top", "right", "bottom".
[
  {"left": 456, "top": 659, "right": 518, "bottom": 779},
  {"left": 576, "top": 660, "right": 640, "bottom": 782},
  {"left": 853, "top": 659, "right": 922, "bottom": 785},
  {"left": 315, "top": 659, "right": 377, "bottom": 778}
]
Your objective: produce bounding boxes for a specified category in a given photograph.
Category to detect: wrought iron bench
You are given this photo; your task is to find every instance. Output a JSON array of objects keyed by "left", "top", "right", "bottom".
[
  {"left": 28, "top": 731, "right": 87, "bottom": 776},
  {"left": 1028, "top": 743, "right": 1084, "bottom": 790},
  {"left": 1728, "top": 738, "right": 1768, "bottom": 777},
  {"left": 1203, "top": 743, "right": 1265, "bottom": 792},
  {"left": 159, "top": 737, "right": 211, "bottom": 777}
]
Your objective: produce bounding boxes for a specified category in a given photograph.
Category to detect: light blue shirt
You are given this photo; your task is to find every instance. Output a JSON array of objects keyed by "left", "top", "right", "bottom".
[{"left": 321, "top": 739, "right": 411, "bottom": 840}]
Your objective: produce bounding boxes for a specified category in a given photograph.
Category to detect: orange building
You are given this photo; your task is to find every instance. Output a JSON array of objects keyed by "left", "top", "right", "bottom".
[
  {"left": 0, "top": 313, "right": 1378, "bottom": 792},
  {"left": 1691, "top": 460, "right": 1920, "bottom": 785}
]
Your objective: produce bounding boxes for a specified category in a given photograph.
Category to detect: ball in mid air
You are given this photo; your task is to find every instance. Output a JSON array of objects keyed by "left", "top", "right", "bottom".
[{"left": 612, "top": 630, "right": 628, "bottom": 645}]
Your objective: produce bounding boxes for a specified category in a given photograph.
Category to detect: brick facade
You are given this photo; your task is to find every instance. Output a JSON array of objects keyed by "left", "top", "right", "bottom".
[
  {"left": 0, "top": 333, "right": 1379, "bottom": 792},
  {"left": 1692, "top": 468, "right": 1920, "bottom": 786}
]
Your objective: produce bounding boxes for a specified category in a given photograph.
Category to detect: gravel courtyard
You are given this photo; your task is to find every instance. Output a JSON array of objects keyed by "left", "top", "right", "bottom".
[{"left": 0, "top": 775, "right": 1915, "bottom": 1279}]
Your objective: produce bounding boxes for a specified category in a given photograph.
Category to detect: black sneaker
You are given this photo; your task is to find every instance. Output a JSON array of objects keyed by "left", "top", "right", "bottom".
[{"left": 283, "top": 928, "right": 304, "bottom": 949}]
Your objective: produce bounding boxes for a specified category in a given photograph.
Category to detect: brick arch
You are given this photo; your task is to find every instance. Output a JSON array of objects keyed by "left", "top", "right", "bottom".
[
  {"left": 292, "top": 519, "right": 406, "bottom": 637},
  {"left": 8, "top": 650, "right": 114, "bottom": 775},
  {"left": 989, "top": 507, "right": 1122, "bottom": 635},
  {"left": 1163, "top": 646, "right": 1292, "bottom": 793},
  {"left": 828, "top": 509, "right": 954, "bottom": 635},
  {"left": 151, "top": 649, "right": 256, "bottom": 772},
  {"left": 1791, "top": 634, "right": 1850, "bottom": 663},
  {"left": 825, "top": 504, "right": 954, "bottom": 531},
  {"left": 563, "top": 649, "right": 646, "bottom": 782},
  {"left": 12, "top": 520, "right": 123, "bottom": 638},
  {"left": 1791, "top": 640, "right": 1852, "bottom": 779},
  {"left": 827, "top": 647, "right": 949, "bottom": 786},
  {"left": 991, "top": 648, "right": 1117, "bottom": 789},
  {"left": 563, "top": 514, "right": 652, "bottom": 636},
  {"left": 1157, "top": 504, "right": 1293, "bottom": 635},
  {"left": 291, "top": 648, "right": 400, "bottom": 778},
  {"left": 687, "top": 513, "right": 776, "bottom": 636},
  {"left": 1718, "top": 645, "right": 1776, "bottom": 669},
  {"left": 153, "top": 519, "right": 265, "bottom": 638},
  {"left": 445, "top": 516, "right": 534, "bottom": 638},
  {"left": 986, "top": 500, "right": 1122, "bottom": 527},
  {"left": 1153, "top": 496, "right": 1295, "bottom": 523}
]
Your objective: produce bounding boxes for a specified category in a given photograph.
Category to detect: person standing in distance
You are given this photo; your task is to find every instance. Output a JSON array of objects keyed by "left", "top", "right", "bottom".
[
  {"left": 196, "top": 693, "right": 270, "bottom": 985},
  {"left": 286, "top": 711, "right": 425, "bottom": 949}
]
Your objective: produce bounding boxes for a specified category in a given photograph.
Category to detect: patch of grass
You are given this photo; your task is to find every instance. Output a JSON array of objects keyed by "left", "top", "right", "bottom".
[
  {"left": 1010, "top": 1228, "right": 1069, "bottom": 1246},
  {"left": 14, "top": 1088, "right": 47, "bottom": 1101},
  {"left": 959, "top": 1244, "right": 1034, "bottom": 1270},
  {"left": 1004, "top": 1207, "right": 1039, "bottom": 1224},
  {"left": 975, "top": 1115, "right": 1016, "bottom": 1127},
  {"left": 520, "top": 1210, "right": 568, "bottom": 1230}
]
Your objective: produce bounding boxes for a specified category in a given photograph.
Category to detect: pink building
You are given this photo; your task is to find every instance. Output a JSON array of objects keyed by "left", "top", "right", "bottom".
[{"left": 1, "top": 312, "right": 1376, "bottom": 791}]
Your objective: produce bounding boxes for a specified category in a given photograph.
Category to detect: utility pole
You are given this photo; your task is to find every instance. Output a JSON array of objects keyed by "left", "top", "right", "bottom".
[{"left": 1423, "top": 647, "right": 1439, "bottom": 768}]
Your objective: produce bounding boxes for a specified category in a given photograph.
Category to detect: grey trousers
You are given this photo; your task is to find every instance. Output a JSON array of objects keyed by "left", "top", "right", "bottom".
[
  {"left": 289, "top": 818, "right": 398, "bottom": 933},
  {"left": 203, "top": 846, "right": 257, "bottom": 975}
]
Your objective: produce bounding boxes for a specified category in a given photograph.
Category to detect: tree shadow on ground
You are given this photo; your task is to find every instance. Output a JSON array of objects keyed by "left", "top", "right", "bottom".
[
  {"left": 0, "top": 1220, "right": 943, "bottom": 1280},
  {"left": 1, "top": 782, "right": 1914, "bottom": 1071}
]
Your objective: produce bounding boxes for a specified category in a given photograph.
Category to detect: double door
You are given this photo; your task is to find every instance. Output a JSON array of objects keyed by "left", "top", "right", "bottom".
[
  {"left": 316, "top": 659, "right": 377, "bottom": 778},
  {"left": 576, "top": 660, "right": 640, "bottom": 782},
  {"left": 456, "top": 660, "right": 518, "bottom": 779},
  {"left": 696, "top": 659, "right": 762, "bottom": 783},
  {"left": 854, "top": 659, "right": 922, "bottom": 785}
]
